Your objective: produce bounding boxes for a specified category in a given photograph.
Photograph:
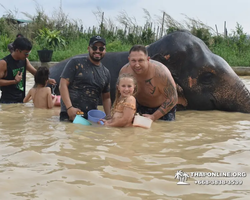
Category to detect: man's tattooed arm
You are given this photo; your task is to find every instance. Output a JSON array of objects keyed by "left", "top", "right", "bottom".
[
  {"left": 159, "top": 85, "right": 177, "bottom": 115},
  {"left": 155, "top": 63, "right": 178, "bottom": 118}
]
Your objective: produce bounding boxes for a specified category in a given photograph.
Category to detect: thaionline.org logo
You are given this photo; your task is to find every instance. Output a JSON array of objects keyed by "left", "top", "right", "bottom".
[
  {"left": 175, "top": 170, "right": 190, "bottom": 185},
  {"left": 174, "top": 170, "right": 247, "bottom": 185}
]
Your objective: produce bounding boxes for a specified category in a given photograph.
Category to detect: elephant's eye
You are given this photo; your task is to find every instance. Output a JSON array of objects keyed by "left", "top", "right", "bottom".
[{"left": 199, "top": 72, "right": 214, "bottom": 85}]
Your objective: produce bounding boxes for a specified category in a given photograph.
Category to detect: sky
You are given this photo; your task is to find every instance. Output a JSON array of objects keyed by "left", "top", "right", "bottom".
[{"left": 1, "top": 0, "right": 250, "bottom": 35}]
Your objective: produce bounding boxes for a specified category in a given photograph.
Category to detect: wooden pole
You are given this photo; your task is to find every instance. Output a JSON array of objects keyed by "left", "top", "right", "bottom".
[
  {"left": 156, "top": 26, "right": 159, "bottom": 40},
  {"left": 215, "top": 24, "right": 218, "bottom": 36},
  {"left": 224, "top": 21, "right": 227, "bottom": 37},
  {"left": 160, "top": 12, "right": 165, "bottom": 38},
  {"left": 101, "top": 12, "right": 104, "bottom": 33},
  {"left": 124, "top": 24, "right": 127, "bottom": 35}
]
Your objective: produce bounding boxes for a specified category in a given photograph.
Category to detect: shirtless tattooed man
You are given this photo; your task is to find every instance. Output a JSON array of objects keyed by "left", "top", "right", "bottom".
[{"left": 119, "top": 45, "right": 178, "bottom": 121}]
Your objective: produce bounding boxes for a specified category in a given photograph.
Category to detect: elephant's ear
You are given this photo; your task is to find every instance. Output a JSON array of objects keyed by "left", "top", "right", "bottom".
[
  {"left": 150, "top": 53, "right": 178, "bottom": 81},
  {"left": 151, "top": 53, "right": 167, "bottom": 63},
  {"left": 151, "top": 53, "right": 172, "bottom": 67}
]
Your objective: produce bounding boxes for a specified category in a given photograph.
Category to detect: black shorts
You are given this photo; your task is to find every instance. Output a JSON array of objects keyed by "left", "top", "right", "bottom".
[
  {"left": 60, "top": 112, "right": 71, "bottom": 122},
  {"left": 136, "top": 102, "right": 176, "bottom": 121}
]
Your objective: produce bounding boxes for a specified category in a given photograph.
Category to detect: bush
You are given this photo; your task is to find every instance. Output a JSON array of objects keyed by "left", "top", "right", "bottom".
[
  {"left": 0, "top": 34, "right": 12, "bottom": 52},
  {"left": 36, "top": 28, "right": 66, "bottom": 50}
]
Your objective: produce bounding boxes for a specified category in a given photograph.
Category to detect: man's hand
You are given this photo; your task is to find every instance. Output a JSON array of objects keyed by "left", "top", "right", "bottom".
[
  {"left": 142, "top": 114, "right": 156, "bottom": 121},
  {"left": 48, "top": 78, "right": 56, "bottom": 85},
  {"left": 15, "top": 71, "right": 22, "bottom": 83},
  {"left": 67, "top": 107, "right": 81, "bottom": 121}
]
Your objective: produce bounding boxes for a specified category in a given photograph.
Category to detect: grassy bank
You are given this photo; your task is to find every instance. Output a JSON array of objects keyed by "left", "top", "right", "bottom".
[{"left": 1, "top": 35, "right": 250, "bottom": 67}]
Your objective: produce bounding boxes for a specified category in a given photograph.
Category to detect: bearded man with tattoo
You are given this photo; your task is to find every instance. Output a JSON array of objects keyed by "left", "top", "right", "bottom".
[{"left": 119, "top": 45, "right": 178, "bottom": 121}]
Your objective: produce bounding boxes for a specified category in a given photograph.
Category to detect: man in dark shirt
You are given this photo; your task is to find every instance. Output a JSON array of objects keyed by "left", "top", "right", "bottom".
[
  {"left": 0, "top": 37, "right": 56, "bottom": 103},
  {"left": 59, "top": 35, "right": 112, "bottom": 122}
]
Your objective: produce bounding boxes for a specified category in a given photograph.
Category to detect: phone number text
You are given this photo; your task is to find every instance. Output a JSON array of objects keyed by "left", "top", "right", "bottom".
[{"left": 194, "top": 180, "right": 243, "bottom": 185}]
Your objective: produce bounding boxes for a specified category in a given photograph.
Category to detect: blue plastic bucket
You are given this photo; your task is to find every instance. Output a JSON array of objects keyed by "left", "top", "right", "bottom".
[
  {"left": 73, "top": 115, "right": 92, "bottom": 126},
  {"left": 88, "top": 110, "right": 106, "bottom": 123}
]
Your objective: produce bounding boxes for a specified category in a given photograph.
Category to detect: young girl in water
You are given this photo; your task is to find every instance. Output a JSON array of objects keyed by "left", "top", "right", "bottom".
[
  {"left": 100, "top": 73, "right": 137, "bottom": 127},
  {"left": 23, "top": 66, "right": 56, "bottom": 109}
]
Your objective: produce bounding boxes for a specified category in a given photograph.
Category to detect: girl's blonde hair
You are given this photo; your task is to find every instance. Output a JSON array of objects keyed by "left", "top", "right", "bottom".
[{"left": 112, "top": 73, "right": 137, "bottom": 114}]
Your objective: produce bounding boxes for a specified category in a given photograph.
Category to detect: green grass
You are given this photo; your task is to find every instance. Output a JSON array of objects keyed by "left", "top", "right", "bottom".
[
  {"left": 1, "top": 38, "right": 249, "bottom": 67},
  {"left": 211, "top": 43, "right": 250, "bottom": 66}
]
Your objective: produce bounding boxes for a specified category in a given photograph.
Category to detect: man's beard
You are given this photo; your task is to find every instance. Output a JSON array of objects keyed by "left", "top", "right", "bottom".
[{"left": 89, "top": 53, "right": 103, "bottom": 62}]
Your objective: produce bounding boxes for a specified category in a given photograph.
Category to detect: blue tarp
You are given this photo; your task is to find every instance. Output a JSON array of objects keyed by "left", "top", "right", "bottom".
[{"left": 5, "top": 18, "right": 33, "bottom": 24}]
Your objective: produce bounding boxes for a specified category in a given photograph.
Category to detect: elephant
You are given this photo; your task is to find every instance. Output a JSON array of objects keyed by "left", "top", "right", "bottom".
[{"left": 49, "top": 30, "right": 250, "bottom": 113}]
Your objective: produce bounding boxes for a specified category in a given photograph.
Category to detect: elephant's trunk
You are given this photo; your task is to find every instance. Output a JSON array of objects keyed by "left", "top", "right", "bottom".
[
  {"left": 234, "top": 83, "right": 250, "bottom": 113},
  {"left": 219, "top": 80, "right": 250, "bottom": 113}
]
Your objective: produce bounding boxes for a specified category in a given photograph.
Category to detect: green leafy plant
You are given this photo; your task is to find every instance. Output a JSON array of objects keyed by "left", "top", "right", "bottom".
[{"left": 36, "top": 28, "right": 66, "bottom": 50}]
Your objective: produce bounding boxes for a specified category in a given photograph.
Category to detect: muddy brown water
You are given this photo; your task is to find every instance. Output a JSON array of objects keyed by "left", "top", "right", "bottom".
[{"left": 0, "top": 74, "right": 250, "bottom": 200}]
